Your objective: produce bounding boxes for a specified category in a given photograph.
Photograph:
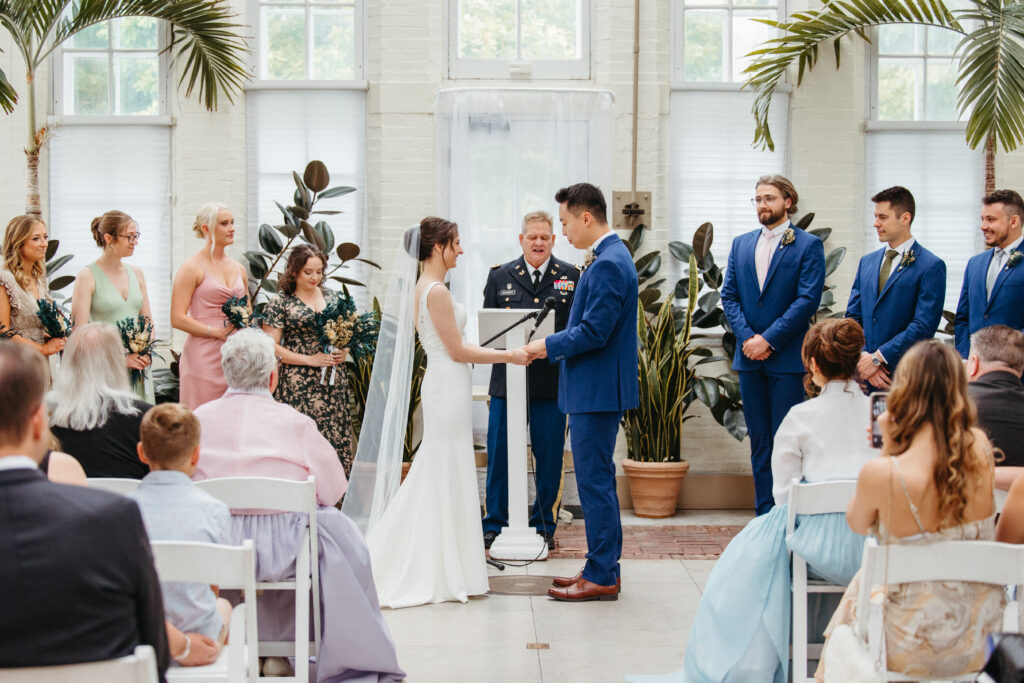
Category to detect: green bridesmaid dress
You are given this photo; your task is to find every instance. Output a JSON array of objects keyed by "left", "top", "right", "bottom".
[{"left": 87, "top": 262, "right": 155, "bottom": 402}]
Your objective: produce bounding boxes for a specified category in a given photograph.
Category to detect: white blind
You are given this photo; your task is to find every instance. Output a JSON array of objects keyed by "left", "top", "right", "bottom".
[
  {"left": 670, "top": 90, "right": 789, "bottom": 266},
  {"left": 865, "top": 130, "right": 983, "bottom": 311},
  {"left": 246, "top": 89, "right": 367, "bottom": 296},
  {"left": 48, "top": 124, "right": 172, "bottom": 335}
]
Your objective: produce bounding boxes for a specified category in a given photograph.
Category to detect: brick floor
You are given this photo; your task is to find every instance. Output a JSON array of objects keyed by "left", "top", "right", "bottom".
[{"left": 520, "top": 522, "right": 744, "bottom": 560}]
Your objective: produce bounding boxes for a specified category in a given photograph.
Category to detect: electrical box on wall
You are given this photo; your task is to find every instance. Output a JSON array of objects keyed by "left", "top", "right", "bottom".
[{"left": 612, "top": 191, "right": 651, "bottom": 231}]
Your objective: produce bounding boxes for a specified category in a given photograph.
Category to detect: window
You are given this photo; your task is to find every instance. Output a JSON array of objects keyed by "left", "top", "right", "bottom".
[
  {"left": 48, "top": 125, "right": 173, "bottom": 332},
  {"left": 57, "top": 18, "right": 164, "bottom": 116},
  {"left": 674, "top": 0, "right": 782, "bottom": 84},
  {"left": 255, "top": 0, "right": 362, "bottom": 81},
  {"left": 449, "top": 0, "right": 590, "bottom": 79},
  {"left": 874, "top": 24, "right": 963, "bottom": 121}
]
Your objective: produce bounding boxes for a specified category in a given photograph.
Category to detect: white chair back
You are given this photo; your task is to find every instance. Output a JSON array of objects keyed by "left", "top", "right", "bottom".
[
  {"left": 88, "top": 478, "right": 141, "bottom": 494},
  {"left": 857, "top": 537, "right": 1024, "bottom": 681},
  {"left": 151, "top": 540, "right": 258, "bottom": 683},
  {"left": 787, "top": 478, "right": 859, "bottom": 683},
  {"left": 0, "top": 645, "right": 158, "bottom": 682},
  {"left": 194, "top": 477, "right": 320, "bottom": 683}
]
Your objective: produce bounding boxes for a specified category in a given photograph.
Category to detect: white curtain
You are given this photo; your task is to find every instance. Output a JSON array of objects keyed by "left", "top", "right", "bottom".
[
  {"left": 670, "top": 89, "right": 789, "bottom": 267},
  {"left": 246, "top": 89, "right": 367, "bottom": 298},
  {"left": 48, "top": 124, "right": 172, "bottom": 334},
  {"left": 865, "top": 130, "right": 984, "bottom": 311},
  {"left": 435, "top": 88, "right": 615, "bottom": 345}
]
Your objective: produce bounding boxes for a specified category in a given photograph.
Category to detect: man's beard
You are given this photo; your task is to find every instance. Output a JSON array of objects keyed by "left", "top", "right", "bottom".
[{"left": 759, "top": 206, "right": 787, "bottom": 227}]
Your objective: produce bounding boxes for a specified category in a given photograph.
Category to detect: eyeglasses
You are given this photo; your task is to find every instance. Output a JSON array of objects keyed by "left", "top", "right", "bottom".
[
  {"left": 750, "top": 195, "right": 782, "bottom": 207},
  {"left": 120, "top": 233, "right": 141, "bottom": 244}
]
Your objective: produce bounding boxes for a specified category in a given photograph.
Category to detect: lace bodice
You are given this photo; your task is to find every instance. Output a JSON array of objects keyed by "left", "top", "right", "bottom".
[{"left": 417, "top": 281, "right": 465, "bottom": 358}]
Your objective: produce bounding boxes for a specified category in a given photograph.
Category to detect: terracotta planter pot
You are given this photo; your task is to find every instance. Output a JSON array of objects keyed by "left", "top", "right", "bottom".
[
  {"left": 622, "top": 459, "right": 690, "bottom": 518},
  {"left": 400, "top": 461, "right": 412, "bottom": 484}
]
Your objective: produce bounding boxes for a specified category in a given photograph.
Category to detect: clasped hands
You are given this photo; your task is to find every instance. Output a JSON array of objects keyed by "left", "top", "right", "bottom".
[
  {"left": 857, "top": 351, "right": 892, "bottom": 389},
  {"left": 506, "top": 339, "right": 548, "bottom": 366},
  {"left": 741, "top": 334, "right": 772, "bottom": 361}
]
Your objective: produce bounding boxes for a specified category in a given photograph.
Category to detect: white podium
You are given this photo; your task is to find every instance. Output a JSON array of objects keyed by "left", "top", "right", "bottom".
[{"left": 478, "top": 308, "right": 555, "bottom": 561}]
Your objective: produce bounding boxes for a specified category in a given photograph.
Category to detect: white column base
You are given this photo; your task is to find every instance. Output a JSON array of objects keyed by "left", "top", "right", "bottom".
[{"left": 489, "top": 529, "right": 549, "bottom": 561}]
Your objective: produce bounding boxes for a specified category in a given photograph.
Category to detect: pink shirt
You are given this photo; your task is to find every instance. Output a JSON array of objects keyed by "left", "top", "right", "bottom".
[{"left": 193, "top": 389, "right": 347, "bottom": 506}]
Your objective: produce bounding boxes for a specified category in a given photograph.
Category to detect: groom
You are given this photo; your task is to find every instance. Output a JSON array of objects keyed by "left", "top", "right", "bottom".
[{"left": 525, "top": 183, "right": 638, "bottom": 602}]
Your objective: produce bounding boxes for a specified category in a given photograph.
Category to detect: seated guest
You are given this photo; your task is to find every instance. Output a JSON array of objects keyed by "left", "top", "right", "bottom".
[
  {"left": 966, "top": 324, "right": 1024, "bottom": 489},
  {"left": 817, "top": 339, "right": 1003, "bottom": 680},
  {"left": 128, "top": 403, "right": 233, "bottom": 664},
  {"left": 193, "top": 329, "right": 404, "bottom": 682},
  {"left": 42, "top": 433, "right": 88, "bottom": 485},
  {"left": 0, "top": 340, "right": 169, "bottom": 678},
  {"left": 630, "top": 319, "right": 875, "bottom": 683},
  {"left": 48, "top": 322, "right": 152, "bottom": 478}
]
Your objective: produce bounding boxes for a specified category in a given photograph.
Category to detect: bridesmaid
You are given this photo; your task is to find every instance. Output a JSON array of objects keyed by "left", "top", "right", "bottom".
[
  {"left": 170, "top": 203, "right": 248, "bottom": 410},
  {"left": 70, "top": 210, "right": 156, "bottom": 402},
  {"left": 262, "top": 245, "right": 354, "bottom": 473},
  {"left": 0, "top": 215, "right": 66, "bottom": 359}
]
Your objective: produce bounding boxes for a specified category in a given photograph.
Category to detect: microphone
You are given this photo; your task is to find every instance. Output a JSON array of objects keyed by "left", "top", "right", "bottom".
[{"left": 528, "top": 297, "right": 557, "bottom": 341}]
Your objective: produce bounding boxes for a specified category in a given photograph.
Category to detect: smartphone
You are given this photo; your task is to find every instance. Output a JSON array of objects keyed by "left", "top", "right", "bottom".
[{"left": 870, "top": 392, "right": 888, "bottom": 449}]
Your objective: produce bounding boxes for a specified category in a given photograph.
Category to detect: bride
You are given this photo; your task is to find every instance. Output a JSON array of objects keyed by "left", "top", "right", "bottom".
[{"left": 343, "top": 217, "right": 529, "bottom": 609}]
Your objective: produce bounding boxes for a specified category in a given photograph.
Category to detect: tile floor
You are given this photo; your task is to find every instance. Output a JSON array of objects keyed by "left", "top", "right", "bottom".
[{"left": 380, "top": 510, "right": 752, "bottom": 683}]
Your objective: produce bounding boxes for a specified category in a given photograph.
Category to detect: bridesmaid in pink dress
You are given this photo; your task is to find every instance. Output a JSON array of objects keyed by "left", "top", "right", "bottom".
[{"left": 170, "top": 203, "right": 249, "bottom": 410}]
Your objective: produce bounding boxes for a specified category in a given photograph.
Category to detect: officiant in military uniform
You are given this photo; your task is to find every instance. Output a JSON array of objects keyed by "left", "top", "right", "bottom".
[{"left": 482, "top": 210, "right": 580, "bottom": 550}]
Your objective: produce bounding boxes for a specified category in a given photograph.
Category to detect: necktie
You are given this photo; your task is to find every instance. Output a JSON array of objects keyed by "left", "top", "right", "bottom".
[
  {"left": 877, "top": 249, "right": 899, "bottom": 294},
  {"left": 755, "top": 230, "right": 776, "bottom": 290},
  {"left": 987, "top": 248, "right": 1006, "bottom": 298},
  {"left": 532, "top": 269, "right": 542, "bottom": 288},
  {"left": 583, "top": 249, "right": 596, "bottom": 270}
]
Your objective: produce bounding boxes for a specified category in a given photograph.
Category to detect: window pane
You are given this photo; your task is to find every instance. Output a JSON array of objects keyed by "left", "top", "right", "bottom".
[
  {"left": 312, "top": 7, "right": 354, "bottom": 79},
  {"left": 521, "top": 0, "right": 579, "bottom": 60},
  {"left": 459, "top": 0, "right": 516, "bottom": 59},
  {"left": 263, "top": 5, "right": 307, "bottom": 79},
  {"left": 926, "top": 58, "right": 960, "bottom": 121},
  {"left": 877, "top": 59, "right": 921, "bottom": 121},
  {"left": 70, "top": 22, "right": 109, "bottom": 49},
  {"left": 927, "top": 26, "right": 961, "bottom": 55},
  {"left": 115, "top": 17, "right": 158, "bottom": 49},
  {"left": 69, "top": 55, "right": 109, "bottom": 115},
  {"left": 684, "top": 10, "right": 726, "bottom": 82},
  {"left": 734, "top": 0, "right": 774, "bottom": 5},
  {"left": 878, "top": 25, "right": 923, "bottom": 55},
  {"left": 732, "top": 10, "right": 775, "bottom": 81},
  {"left": 116, "top": 55, "right": 158, "bottom": 115},
  {"left": 683, "top": 0, "right": 726, "bottom": 5}
]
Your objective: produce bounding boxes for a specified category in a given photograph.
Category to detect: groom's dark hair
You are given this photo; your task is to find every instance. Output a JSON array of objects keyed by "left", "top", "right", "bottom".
[{"left": 555, "top": 183, "right": 607, "bottom": 225}]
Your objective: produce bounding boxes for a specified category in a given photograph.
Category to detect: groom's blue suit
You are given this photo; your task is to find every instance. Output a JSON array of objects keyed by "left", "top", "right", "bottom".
[{"left": 545, "top": 232, "right": 638, "bottom": 587}]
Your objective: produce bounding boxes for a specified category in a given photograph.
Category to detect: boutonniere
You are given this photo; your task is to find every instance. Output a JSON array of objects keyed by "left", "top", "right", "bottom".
[
  {"left": 897, "top": 250, "right": 916, "bottom": 271},
  {"left": 1006, "top": 250, "right": 1023, "bottom": 270},
  {"left": 779, "top": 228, "right": 795, "bottom": 249}
]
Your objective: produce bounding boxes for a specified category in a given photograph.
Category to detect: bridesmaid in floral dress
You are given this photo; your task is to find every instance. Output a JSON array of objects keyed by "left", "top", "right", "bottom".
[
  {"left": 170, "top": 203, "right": 248, "bottom": 410},
  {"left": 262, "top": 244, "right": 354, "bottom": 474}
]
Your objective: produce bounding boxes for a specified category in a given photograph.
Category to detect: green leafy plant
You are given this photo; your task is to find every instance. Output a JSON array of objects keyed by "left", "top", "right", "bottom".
[{"left": 44, "top": 239, "right": 75, "bottom": 303}]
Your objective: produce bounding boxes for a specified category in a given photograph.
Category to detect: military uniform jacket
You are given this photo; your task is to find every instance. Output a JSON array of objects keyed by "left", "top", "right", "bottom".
[{"left": 484, "top": 254, "right": 580, "bottom": 399}]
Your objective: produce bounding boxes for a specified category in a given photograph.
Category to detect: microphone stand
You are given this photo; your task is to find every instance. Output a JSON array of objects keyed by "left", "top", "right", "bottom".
[{"left": 480, "top": 310, "right": 538, "bottom": 348}]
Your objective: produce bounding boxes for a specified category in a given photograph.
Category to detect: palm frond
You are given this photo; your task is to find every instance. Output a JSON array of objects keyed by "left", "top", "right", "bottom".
[
  {"left": 0, "top": 63, "right": 16, "bottom": 113},
  {"left": 956, "top": 0, "right": 1024, "bottom": 152},
  {"left": 742, "top": 0, "right": 962, "bottom": 150}
]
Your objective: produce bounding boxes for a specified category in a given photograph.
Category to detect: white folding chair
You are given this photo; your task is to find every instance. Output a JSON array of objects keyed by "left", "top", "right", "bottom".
[
  {"left": 88, "top": 477, "right": 141, "bottom": 494},
  {"left": 151, "top": 540, "right": 258, "bottom": 683},
  {"left": 194, "top": 477, "right": 319, "bottom": 683},
  {"left": 0, "top": 645, "right": 159, "bottom": 682},
  {"left": 857, "top": 537, "right": 1024, "bottom": 681},
  {"left": 786, "top": 478, "right": 859, "bottom": 683}
]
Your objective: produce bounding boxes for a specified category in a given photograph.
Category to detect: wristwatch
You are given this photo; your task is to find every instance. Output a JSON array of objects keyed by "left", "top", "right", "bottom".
[{"left": 871, "top": 354, "right": 883, "bottom": 367}]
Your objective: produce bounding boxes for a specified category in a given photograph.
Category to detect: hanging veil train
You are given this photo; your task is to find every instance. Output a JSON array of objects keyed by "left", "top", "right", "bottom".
[{"left": 341, "top": 226, "right": 420, "bottom": 534}]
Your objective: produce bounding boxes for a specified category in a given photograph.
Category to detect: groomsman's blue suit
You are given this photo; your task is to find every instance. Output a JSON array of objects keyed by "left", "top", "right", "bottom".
[
  {"left": 846, "top": 242, "right": 946, "bottom": 371},
  {"left": 954, "top": 246, "right": 1024, "bottom": 357},
  {"left": 545, "top": 232, "right": 638, "bottom": 587},
  {"left": 721, "top": 223, "right": 825, "bottom": 515}
]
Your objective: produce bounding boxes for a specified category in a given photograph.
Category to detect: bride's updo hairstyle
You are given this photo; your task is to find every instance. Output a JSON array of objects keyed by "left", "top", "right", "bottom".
[
  {"left": 410, "top": 217, "right": 458, "bottom": 262},
  {"left": 800, "top": 318, "right": 864, "bottom": 396}
]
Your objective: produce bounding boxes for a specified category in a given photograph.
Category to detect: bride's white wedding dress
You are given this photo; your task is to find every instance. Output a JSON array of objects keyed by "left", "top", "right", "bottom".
[{"left": 365, "top": 281, "right": 489, "bottom": 608}]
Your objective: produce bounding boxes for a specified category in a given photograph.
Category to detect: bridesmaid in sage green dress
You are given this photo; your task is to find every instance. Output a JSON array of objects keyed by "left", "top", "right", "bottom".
[{"left": 70, "top": 210, "right": 155, "bottom": 402}]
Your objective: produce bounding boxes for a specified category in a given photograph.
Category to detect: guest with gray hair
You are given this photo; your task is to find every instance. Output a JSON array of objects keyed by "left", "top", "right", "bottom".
[
  {"left": 193, "top": 328, "right": 404, "bottom": 681},
  {"left": 49, "top": 321, "right": 152, "bottom": 478},
  {"left": 967, "top": 324, "right": 1024, "bottom": 488}
]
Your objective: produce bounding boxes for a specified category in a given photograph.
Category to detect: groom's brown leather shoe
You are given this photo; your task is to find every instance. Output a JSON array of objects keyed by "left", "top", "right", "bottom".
[
  {"left": 552, "top": 571, "right": 621, "bottom": 591},
  {"left": 548, "top": 579, "right": 618, "bottom": 602}
]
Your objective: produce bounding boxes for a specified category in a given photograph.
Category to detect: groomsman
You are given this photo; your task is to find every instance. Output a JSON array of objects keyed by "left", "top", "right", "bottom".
[
  {"left": 721, "top": 175, "right": 825, "bottom": 515},
  {"left": 846, "top": 186, "right": 946, "bottom": 388},
  {"left": 482, "top": 211, "right": 579, "bottom": 550},
  {"left": 955, "top": 190, "right": 1024, "bottom": 357}
]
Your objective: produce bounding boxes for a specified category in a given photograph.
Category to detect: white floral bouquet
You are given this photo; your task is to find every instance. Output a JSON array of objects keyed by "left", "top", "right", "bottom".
[{"left": 116, "top": 315, "right": 157, "bottom": 389}]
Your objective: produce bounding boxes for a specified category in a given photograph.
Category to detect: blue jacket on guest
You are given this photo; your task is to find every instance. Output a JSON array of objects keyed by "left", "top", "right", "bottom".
[
  {"left": 846, "top": 242, "right": 946, "bottom": 370},
  {"left": 954, "top": 246, "right": 1024, "bottom": 357},
  {"left": 546, "top": 233, "right": 639, "bottom": 414},
  {"left": 721, "top": 224, "right": 826, "bottom": 373}
]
